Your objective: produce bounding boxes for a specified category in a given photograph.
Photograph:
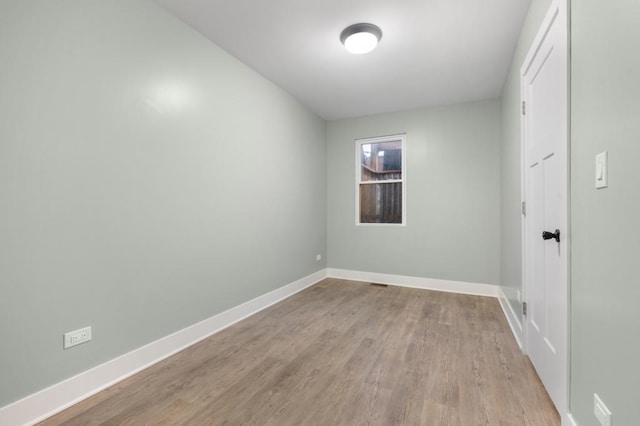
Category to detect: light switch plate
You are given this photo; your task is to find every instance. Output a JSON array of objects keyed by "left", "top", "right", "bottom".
[{"left": 595, "top": 151, "right": 608, "bottom": 189}]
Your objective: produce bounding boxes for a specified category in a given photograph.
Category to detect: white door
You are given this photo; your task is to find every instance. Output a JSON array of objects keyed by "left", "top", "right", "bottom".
[{"left": 521, "top": 0, "right": 568, "bottom": 415}]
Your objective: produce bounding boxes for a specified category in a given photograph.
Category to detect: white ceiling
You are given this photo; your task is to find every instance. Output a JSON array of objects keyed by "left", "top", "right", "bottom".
[{"left": 155, "top": 0, "right": 532, "bottom": 120}]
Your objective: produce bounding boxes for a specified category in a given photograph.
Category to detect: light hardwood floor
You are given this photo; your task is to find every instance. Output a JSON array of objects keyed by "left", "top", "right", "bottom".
[{"left": 40, "top": 278, "right": 559, "bottom": 425}]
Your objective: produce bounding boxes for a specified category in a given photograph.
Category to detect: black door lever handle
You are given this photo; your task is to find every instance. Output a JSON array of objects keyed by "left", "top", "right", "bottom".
[{"left": 542, "top": 229, "right": 560, "bottom": 242}]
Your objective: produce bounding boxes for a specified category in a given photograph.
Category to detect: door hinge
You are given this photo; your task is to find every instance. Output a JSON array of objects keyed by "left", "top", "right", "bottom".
[
  {"left": 523, "top": 302, "right": 527, "bottom": 316},
  {"left": 521, "top": 201, "right": 526, "bottom": 216},
  {"left": 522, "top": 101, "right": 526, "bottom": 115}
]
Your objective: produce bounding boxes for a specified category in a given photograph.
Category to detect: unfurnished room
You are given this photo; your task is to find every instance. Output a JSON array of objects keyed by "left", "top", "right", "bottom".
[{"left": 1, "top": 1, "right": 639, "bottom": 425}]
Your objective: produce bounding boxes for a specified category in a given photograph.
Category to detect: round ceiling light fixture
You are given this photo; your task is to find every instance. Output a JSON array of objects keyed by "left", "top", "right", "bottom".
[{"left": 340, "top": 23, "right": 382, "bottom": 55}]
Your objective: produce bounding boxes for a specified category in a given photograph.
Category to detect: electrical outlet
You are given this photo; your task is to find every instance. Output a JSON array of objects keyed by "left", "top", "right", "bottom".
[
  {"left": 316, "top": 254, "right": 322, "bottom": 261},
  {"left": 594, "top": 393, "right": 612, "bottom": 426},
  {"left": 64, "top": 326, "right": 92, "bottom": 349},
  {"left": 517, "top": 290, "right": 521, "bottom": 303}
]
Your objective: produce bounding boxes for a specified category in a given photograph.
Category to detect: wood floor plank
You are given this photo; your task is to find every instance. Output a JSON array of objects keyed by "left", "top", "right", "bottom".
[{"left": 40, "top": 279, "right": 559, "bottom": 426}]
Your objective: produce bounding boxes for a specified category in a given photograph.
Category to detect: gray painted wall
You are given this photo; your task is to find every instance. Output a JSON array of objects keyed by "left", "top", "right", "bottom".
[
  {"left": 570, "top": 1, "right": 640, "bottom": 424},
  {"left": 499, "top": 0, "right": 552, "bottom": 324},
  {"left": 0, "top": 0, "right": 326, "bottom": 407},
  {"left": 327, "top": 100, "right": 501, "bottom": 285}
]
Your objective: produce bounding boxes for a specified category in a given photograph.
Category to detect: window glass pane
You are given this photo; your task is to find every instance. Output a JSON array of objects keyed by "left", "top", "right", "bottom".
[
  {"left": 360, "top": 140, "right": 402, "bottom": 181},
  {"left": 359, "top": 182, "right": 402, "bottom": 223}
]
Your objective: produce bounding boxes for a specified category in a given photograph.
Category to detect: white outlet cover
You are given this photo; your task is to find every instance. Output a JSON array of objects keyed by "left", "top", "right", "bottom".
[
  {"left": 64, "top": 326, "right": 92, "bottom": 349},
  {"left": 316, "top": 254, "right": 322, "bottom": 261},
  {"left": 594, "top": 393, "right": 612, "bottom": 426}
]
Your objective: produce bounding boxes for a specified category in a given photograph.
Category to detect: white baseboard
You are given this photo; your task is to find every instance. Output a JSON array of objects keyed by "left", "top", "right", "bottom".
[
  {"left": 0, "top": 269, "right": 328, "bottom": 426},
  {"left": 497, "top": 286, "right": 524, "bottom": 350},
  {"left": 0, "top": 269, "right": 509, "bottom": 425},
  {"left": 326, "top": 268, "right": 498, "bottom": 297},
  {"left": 499, "top": 289, "right": 576, "bottom": 425}
]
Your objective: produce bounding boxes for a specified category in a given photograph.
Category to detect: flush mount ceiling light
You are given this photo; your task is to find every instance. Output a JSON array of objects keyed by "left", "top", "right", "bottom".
[{"left": 340, "top": 23, "right": 382, "bottom": 55}]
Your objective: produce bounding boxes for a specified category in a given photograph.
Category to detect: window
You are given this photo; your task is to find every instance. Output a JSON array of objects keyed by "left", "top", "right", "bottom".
[{"left": 356, "top": 134, "right": 406, "bottom": 225}]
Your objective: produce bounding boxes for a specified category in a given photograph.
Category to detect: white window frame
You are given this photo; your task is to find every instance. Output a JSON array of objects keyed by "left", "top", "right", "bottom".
[{"left": 355, "top": 134, "right": 407, "bottom": 226}]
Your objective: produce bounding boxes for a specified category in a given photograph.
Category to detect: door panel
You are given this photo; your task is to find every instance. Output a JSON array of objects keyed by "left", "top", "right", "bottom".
[{"left": 521, "top": 0, "right": 568, "bottom": 415}]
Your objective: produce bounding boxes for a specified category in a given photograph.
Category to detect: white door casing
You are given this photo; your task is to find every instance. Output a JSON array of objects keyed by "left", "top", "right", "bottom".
[{"left": 520, "top": 0, "right": 568, "bottom": 416}]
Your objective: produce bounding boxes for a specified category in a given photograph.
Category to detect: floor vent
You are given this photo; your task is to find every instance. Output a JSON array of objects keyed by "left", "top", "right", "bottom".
[{"left": 369, "top": 283, "right": 389, "bottom": 288}]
